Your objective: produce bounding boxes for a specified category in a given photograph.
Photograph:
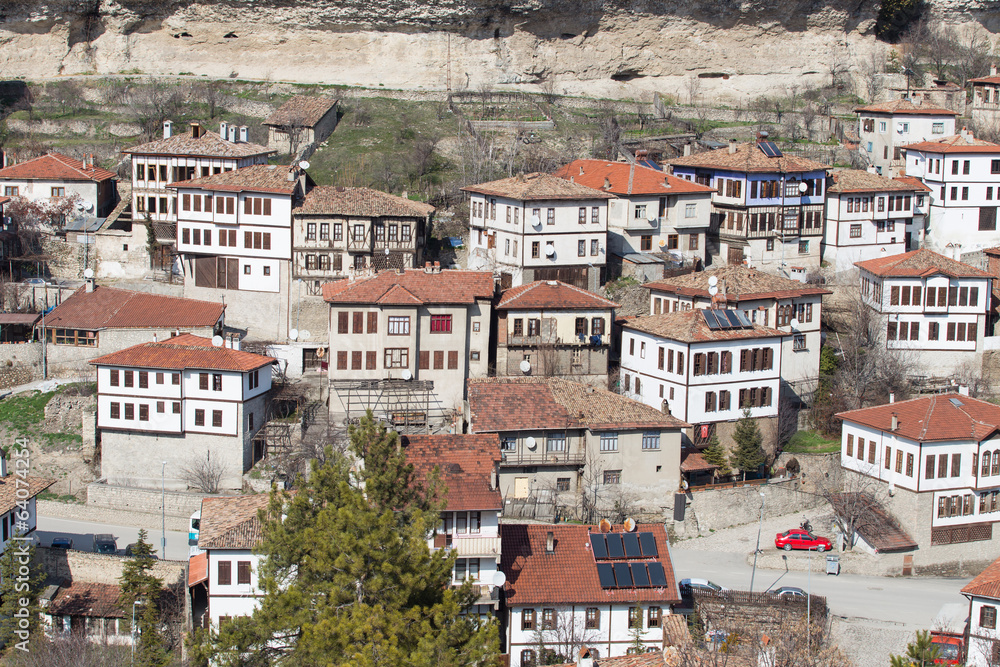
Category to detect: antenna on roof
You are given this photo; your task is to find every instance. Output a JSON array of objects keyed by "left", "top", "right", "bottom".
[
  {"left": 211, "top": 335, "right": 223, "bottom": 347},
  {"left": 623, "top": 517, "right": 637, "bottom": 532},
  {"left": 598, "top": 519, "right": 612, "bottom": 533}
]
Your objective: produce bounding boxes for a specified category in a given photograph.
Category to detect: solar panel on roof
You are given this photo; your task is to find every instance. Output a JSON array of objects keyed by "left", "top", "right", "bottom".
[
  {"left": 632, "top": 563, "right": 650, "bottom": 588},
  {"left": 724, "top": 310, "right": 742, "bottom": 328},
  {"left": 614, "top": 562, "right": 633, "bottom": 588},
  {"left": 648, "top": 562, "right": 668, "bottom": 587},
  {"left": 758, "top": 141, "right": 783, "bottom": 158},
  {"left": 735, "top": 310, "right": 753, "bottom": 328},
  {"left": 623, "top": 532, "right": 641, "bottom": 558},
  {"left": 597, "top": 563, "right": 617, "bottom": 589},
  {"left": 702, "top": 310, "right": 720, "bottom": 329},
  {"left": 638, "top": 532, "right": 658, "bottom": 557},
  {"left": 590, "top": 533, "right": 608, "bottom": 559},
  {"left": 607, "top": 533, "right": 625, "bottom": 559}
]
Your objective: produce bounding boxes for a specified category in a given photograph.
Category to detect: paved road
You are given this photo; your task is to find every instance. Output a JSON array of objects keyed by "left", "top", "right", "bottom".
[
  {"left": 35, "top": 515, "right": 191, "bottom": 561},
  {"left": 669, "top": 546, "right": 969, "bottom": 629}
]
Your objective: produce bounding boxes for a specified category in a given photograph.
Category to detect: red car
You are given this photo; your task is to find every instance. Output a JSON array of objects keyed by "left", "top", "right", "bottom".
[{"left": 774, "top": 529, "right": 833, "bottom": 552}]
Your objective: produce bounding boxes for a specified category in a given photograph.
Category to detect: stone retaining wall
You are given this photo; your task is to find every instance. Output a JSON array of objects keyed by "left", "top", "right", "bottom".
[
  {"left": 684, "top": 477, "right": 827, "bottom": 535},
  {"left": 36, "top": 546, "right": 186, "bottom": 583},
  {"left": 87, "top": 480, "right": 212, "bottom": 518}
]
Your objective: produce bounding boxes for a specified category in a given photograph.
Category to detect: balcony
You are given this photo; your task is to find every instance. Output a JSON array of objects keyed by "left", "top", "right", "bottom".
[{"left": 500, "top": 449, "right": 586, "bottom": 467}]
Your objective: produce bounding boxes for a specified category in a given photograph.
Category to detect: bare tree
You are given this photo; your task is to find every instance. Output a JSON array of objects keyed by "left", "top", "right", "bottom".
[
  {"left": 821, "top": 470, "right": 891, "bottom": 552},
  {"left": 857, "top": 47, "right": 887, "bottom": 103},
  {"left": 531, "top": 609, "right": 602, "bottom": 664},
  {"left": 953, "top": 28, "right": 995, "bottom": 88},
  {"left": 686, "top": 75, "right": 702, "bottom": 106},
  {"left": 181, "top": 450, "right": 226, "bottom": 493},
  {"left": 5, "top": 634, "right": 132, "bottom": 667},
  {"left": 827, "top": 43, "right": 851, "bottom": 90},
  {"left": 128, "top": 78, "right": 185, "bottom": 141}
]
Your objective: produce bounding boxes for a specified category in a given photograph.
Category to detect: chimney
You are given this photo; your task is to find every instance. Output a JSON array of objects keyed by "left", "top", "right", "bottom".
[
  {"left": 153, "top": 333, "right": 157, "bottom": 343},
  {"left": 239, "top": 126, "right": 248, "bottom": 143},
  {"left": 545, "top": 531, "right": 554, "bottom": 554},
  {"left": 889, "top": 392, "right": 895, "bottom": 403},
  {"left": 190, "top": 121, "right": 203, "bottom": 138},
  {"left": 992, "top": 64, "right": 998, "bottom": 77},
  {"left": 163, "top": 120, "right": 172, "bottom": 139},
  {"left": 401, "top": 189, "right": 408, "bottom": 200},
  {"left": 219, "top": 121, "right": 229, "bottom": 140},
  {"left": 424, "top": 261, "right": 433, "bottom": 274},
  {"left": 433, "top": 261, "right": 441, "bottom": 273},
  {"left": 579, "top": 165, "right": 585, "bottom": 176},
  {"left": 683, "top": 143, "right": 692, "bottom": 156},
  {"left": 959, "top": 385, "right": 970, "bottom": 396},
  {"left": 603, "top": 177, "right": 612, "bottom": 189},
  {"left": 85, "top": 277, "right": 95, "bottom": 293},
  {"left": 891, "top": 413, "right": 898, "bottom": 431},
  {"left": 728, "top": 138, "right": 738, "bottom": 154},
  {"left": 578, "top": 647, "right": 595, "bottom": 667},
  {"left": 490, "top": 465, "right": 498, "bottom": 491},
  {"left": 228, "top": 126, "right": 238, "bottom": 143},
  {"left": 960, "top": 126, "right": 971, "bottom": 141}
]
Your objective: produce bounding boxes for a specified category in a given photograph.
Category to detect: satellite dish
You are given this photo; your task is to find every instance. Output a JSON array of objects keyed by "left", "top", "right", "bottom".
[
  {"left": 83, "top": 268, "right": 94, "bottom": 279},
  {"left": 708, "top": 276, "right": 718, "bottom": 287},
  {"left": 76, "top": 203, "right": 84, "bottom": 211},
  {"left": 525, "top": 436, "right": 537, "bottom": 450},
  {"left": 520, "top": 360, "right": 531, "bottom": 373},
  {"left": 544, "top": 244, "right": 555, "bottom": 257},
  {"left": 300, "top": 330, "right": 311, "bottom": 341},
  {"left": 211, "top": 335, "right": 223, "bottom": 347},
  {"left": 299, "top": 160, "right": 310, "bottom": 170},
  {"left": 598, "top": 519, "right": 612, "bottom": 533},
  {"left": 657, "top": 239, "right": 667, "bottom": 248},
  {"left": 289, "top": 328, "right": 299, "bottom": 341},
  {"left": 648, "top": 216, "right": 658, "bottom": 225},
  {"left": 492, "top": 571, "right": 507, "bottom": 587},
  {"left": 531, "top": 215, "right": 541, "bottom": 228},
  {"left": 384, "top": 248, "right": 390, "bottom": 255},
  {"left": 790, "top": 318, "right": 800, "bottom": 329},
  {"left": 623, "top": 517, "right": 637, "bottom": 532},
  {"left": 84, "top": 201, "right": 93, "bottom": 211},
  {"left": 401, "top": 369, "right": 413, "bottom": 380},
  {"left": 315, "top": 347, "right": 325, "bottom": 358},
  {"left": 708, "top": 285, "right": 718, "bottom": 296}
]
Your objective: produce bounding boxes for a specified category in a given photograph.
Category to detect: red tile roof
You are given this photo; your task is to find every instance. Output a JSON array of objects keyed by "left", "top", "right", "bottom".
[
  {"left": 469, "top": 377, "right": 688, "bottom": 433},
  {"left": 296, "top": 186, "right": 434, "bottom": 217},
  {"left": 44, "top": 285, "right": 225, "bottom": 331},
  {"left": 198, "top": 494, "right": 269, "bottom": 550},
  {"left": 985, "top": 246, "right": 1000, "bottom": 259},
  {"left": 837, "top": 393, "right": 1000, "bottom": 443},
  {"left": 322, "top": 269, "right": 494, "bottom": 305},
  {"left": 645, "top": 265, "right": 831, "bottom": 301},
  {"left": 500, "top": 523, "right": 680, "bottom": 606},
  {"left": 264, "top": 95, "right": 339, "bottom": 128},
  {"left": 970, "top": 75, "right": 1000, "bottom": 85},
  {"left": 904, "top": 133, "right": 1000, "bottom": 154},
  {"left": 400, "top": 434, "right": 502, "bottom": 511},
  {"left": 551, "top": 159, "right": 715, "bottom": 196},
  {"left": 497, "top": 280, "right": 619, "bottom": 310},
  {"left": 828, "top": 169, "right": 925, "bottom": 194},
  {"left": 892, "top": 175, "right": 933, "bottom": 192},
  {"left": 49, "top": 581, "right": 125, "bottom": 618},
  {"left": 171, "top": 163, "right": 298, "bottom": 195},
  {"left": 461, "top": 172, "right": 615, "bottom": 201},
  {"left": 853, "top": 99, "right": 958, "bottom": 116},
  {"left": 666, "top": 142, "right": 829, "bottom": 174},
  {"left": 681, "top": 449, "right": 717, "bottom": 473},
  {"left": 854, "top": 249, "right": 992, "bottom": 278},
  {"left": 962, "top": 555, "right": 1000, "bottom": 599},
  {"left": 124, "top": 127, "right": 273, "bottom": 159},
  {"left": 188, "top": 552, "right": 208, "bottom": 587},
  {"left": 624, "top": 309, "right": 785, "bottom": 343},
  {"left": 0, "top": 152, "right": 116, "bottom": 183},
  {"left": 90, "top": 333, "right": 274, "bottom": 373}
]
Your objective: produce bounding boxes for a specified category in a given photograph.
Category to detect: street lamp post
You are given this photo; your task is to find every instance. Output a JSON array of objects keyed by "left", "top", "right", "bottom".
[
  {"left": 750, "top": 491, "right": 766, "bottom": 592},
  {"left": 131, "top": 599, "right": 142, "bottom": 665},
  {"left": 161, "top": 461, "right": 167, "bottom": 560}
]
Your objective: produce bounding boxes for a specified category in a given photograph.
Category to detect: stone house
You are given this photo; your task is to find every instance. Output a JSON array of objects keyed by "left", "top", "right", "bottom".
[
  {"left": 91, "top": 333, "right": 274, "bottom": 491},
  {"left": 263, "top": 95, "right": 339, "bottom": 155},
  {"left": 39, "top": 283, "right": 225, "bottom": 376},
  {"left": 323, "top": 266, "right": 494, "bottom": 426},
  {"left": 463, "top": 172, "right": 614, "bottom": 290},
  {"left": 0, "top": 152, "right": 118, "bottom": 217},
  {"left": 969, "top": 66, "right": 1000, "bottom": 139},
  {"left": 43, "top": 581, "right": 131, "bottom": 643},
  {"left": 854, "top": 99, "right": 958, "bottom": 177},
  {"left": 495, "top": 280, "right": 617, "bottom": 383},
  {"left": 467, "top": 377, "right": 687, "bottom": 516},
  {"left": 292, "top": 185, "right": 434, "bottom": 291}
]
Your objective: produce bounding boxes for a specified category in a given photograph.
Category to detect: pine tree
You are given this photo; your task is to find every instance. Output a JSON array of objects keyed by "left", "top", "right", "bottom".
[
  {"left": 118, "top": 529, "right": 168, "bottom": 667},
  {"left": 889, "top": 630, "right": 940, "bottom": 667},
  {"left": 731, "top": 407, "right": 765, "bottom": 480},
  {"left": 191, "top": 413, "right": 498, "bottom": 667},
  {"left": 700, "top": 434, "right": 731, "bottom": 478},
  {"left": 0, "top": 532, "right": 43, "bottom": 649}
]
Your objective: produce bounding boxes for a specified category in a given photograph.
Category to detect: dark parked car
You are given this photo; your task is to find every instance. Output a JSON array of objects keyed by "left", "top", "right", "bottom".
[
  {"left": 774, "top": 529, "right": 833, "bottom": 552},
  {"left": 50, "top": 537, "right": 73, "bottom": 549},
  {"left": 93, "top": 534, "right": 117, "bottom": 555}
]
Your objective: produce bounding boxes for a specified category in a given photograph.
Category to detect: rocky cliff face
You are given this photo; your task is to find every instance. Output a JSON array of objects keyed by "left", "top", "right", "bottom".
[{"left": 0, "top": 0, "right": 995, "bottom": 99}]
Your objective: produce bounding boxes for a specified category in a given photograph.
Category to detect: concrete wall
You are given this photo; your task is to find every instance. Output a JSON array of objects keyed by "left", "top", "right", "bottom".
[
  {"left": 94, "top": 223, "right": 151, "bottom": 280},
  {"left": 86, "top": 480, "right": 209, "bottom": 519},
  {"left": 681, "top": 477, "right": 828, "bottom": 535},
  {"left": 35, "top": 546, "right": 187, "bottom": 583},
  {"left": 183, "top": 260, "right": 290, "bottom": 342}
]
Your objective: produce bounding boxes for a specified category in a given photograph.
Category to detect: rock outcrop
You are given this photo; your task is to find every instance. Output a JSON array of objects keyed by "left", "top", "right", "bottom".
[{"left": 0, "top": 0, "right": 996, "bottom": 99}]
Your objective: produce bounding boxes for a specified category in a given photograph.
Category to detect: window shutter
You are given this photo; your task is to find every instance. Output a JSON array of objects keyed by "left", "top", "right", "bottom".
[
  {"left": 740, "top": 349, "right": 748, "bottom": 372},
  {"left": 763, "top": 348, "right": 773, "bottom": 370},
  {"left": 366, "top": 351, "right": 376, "bottom": 369},
  {"left": 448, "top": 351, "right": 458, "bottom": 369},
  {"left": 353, "top": 312, "right": 364, "bottom": 334},
  {"left": 367, "top": 312, "right": 378, "bottom": 333},
  {"left": 244, "top": 231, "right": 252, "bottom": 248},
  {"left": 351, "top": 351, "right": 362, "bottom": 369},
  {"left": 419, "top": 351, "right": 430, "bottom": 369},
  {"left": 263, "top": 198, "right": 271, "bottom": 215},
  {"left": 244, "top": 197, "right": 251, "bottom": 214},
  {"left": 338, "top": 311, "right": 349, "bottom": 334},
  {"left": 218, "top": 561, "right": 232, "bottom": 585},
  {"left": 337, "top": 351, "right": 347, "bottom": 369}
]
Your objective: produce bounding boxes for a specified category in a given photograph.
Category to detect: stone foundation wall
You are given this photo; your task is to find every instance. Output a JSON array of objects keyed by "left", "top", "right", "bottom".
[
  {"left": 36, "top": 546, "right": 187, "bottom": 582},
  {"left": 0, "top": 342, "right": 42, "bottom": 388},
  {"left": 86, "top": 480, "right": 213, "bottom": 519}
]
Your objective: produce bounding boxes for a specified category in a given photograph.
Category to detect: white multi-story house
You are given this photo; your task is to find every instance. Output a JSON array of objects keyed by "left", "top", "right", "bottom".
[
  {"left": 551, "top": 159, "right": 714, "bottom": 267},
  {"left": 620, "top": 309, "right": 783, "bottom": 446},
  {"left": 403, "top": 433, "right": 503, "bottom": 616},
  {"left": 171, "top": 163, "right": 309, "bottom": 343},
  {"left": 644, "top": 265, "right": 829, "bottom": 408},
  {"left": 0, "top": 152, "right": 118, "bottom": 217},
  {"left": 856, "top": 249, "right": 993, "bottom": 378},
  {"left": 323, "top": 266, "right": 494, "bottom": 425},
  {"left": 854, "top": 99, "right": 958, "bottom": 176},
  {"left": 969, "top": 66, "right": 1000, "bottom": 138},
  {"left": 838, "top": 393, "right": 1000, "bottom": 554},
  {"left": 467, "top": 377, "right": 687, "bottom": 514},
  {"left": 903, "top": 129, "right": 1000, "bottom": 252},
  {"left": 500, "top": 523, "right": 680, "bottom": 666},
  {"left": 189, "top": 493, "right": 269, "bottom": 629},
  {"left": 124, "top": 121, "right": 273, "bottom": 225},
  {"left": 666, "top": 138, "right": 828, "bottom": 273},
  {"left": 0, "top": 454, "right": 52, "bottom": 555},
  {"left": 91, "top": 333, "right": 274, "bottom": 491},
  {"left": 823, "top": 169, "right": 930, "bottom": 273},
  {"left": 495, "top": 279, "right": 617, "bottom": 383},
  {"left": 463, "top": 173, "right": 614, "bottom": 291},
  {"left": 963, "top": 557, "right": 1000, "bottom": 667}
]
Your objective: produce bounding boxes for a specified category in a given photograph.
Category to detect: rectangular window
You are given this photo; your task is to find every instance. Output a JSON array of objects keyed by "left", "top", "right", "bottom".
[
  {"left": 578, "top": 239, "right": 586, "bottom": 257},
  {"left": 939, "top": 454, "right": 949, "bottom": 479},
  {"left": 110, "top": 402, "right": 120, "bottom": 419},
  {"left": 195, "top": 409, "right": 205, "bottom": 427},
  {"left": 388, "top": 316, "right": 410, "bottom": 335},
  {"left": 384, "top": 348, "right": 409, "bottom": 368},
  {"left": 982, "top": 606, "right": 997, "bottom": 629},
  {"left": 218, "top": 561, "right": 232, "bottom": 586},
  {"left": 603, "top": 470, "right": 621, "bottom": 484},
  {"left": 952, "top": 453, "right": 961, "bottom": 477},
  {"left": 628, "top": 607, "right": 641, "bottom": 629},
  {"left": 648, "top": 607, "right": 662, "bottom": 628},
  {"left": 642, "top": 432, "right": 660, "bottom": 450},
  {"left": 213, "top": 374, "right": 222, "bottom": 391},
  {"left": 138, "top": 404, "right": 149, "bottom": 422},
  {"left": 926, "top": 454, "right": 936, "bottom": 480},
  {"left": 430, "top": 314, "right": 453, "bottom": 333},
  {"left": 237, "top": 561, "right": 251, "bottom": 585},
  {"left": 110, "top": 369, "right": 119, "bottom": 387},
  {"left": 586, "top": 607, "right": 600, "bottom": 629},
  {"left": 600, "top": 432, "right": 618, "bottom": 452},
  {"left": 212, "top": 410, "right": 223, "bottom": 428}
]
